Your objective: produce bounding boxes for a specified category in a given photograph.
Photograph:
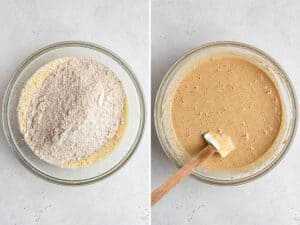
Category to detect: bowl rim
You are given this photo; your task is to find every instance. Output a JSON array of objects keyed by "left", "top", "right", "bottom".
[
  {"left": 154, "top": 41, "right": 298, "bottom": 185},
  {"left": 2, "top": 40, "right": 145, "bottom": 185}
]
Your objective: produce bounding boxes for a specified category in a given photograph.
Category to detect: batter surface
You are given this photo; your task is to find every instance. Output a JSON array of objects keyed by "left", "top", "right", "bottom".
[{"left": 172, "top": 57, "right": 282, "bottom": 170}]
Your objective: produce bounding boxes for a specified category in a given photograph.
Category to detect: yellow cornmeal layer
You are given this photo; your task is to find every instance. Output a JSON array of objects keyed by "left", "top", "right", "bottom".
[{"left": 18, "top": 57, "right": 128, "bottom": 168}]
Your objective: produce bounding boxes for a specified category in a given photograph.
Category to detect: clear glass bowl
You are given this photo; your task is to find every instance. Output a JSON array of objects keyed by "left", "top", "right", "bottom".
[
  {"left": 2, "top": 41, "right": 145, "bottom": 185},
  {"left": 154, "top": 41, "right": 297, "bottom": 185}
]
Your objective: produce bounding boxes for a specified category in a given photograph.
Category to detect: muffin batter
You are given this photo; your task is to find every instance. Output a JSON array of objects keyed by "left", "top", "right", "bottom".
[{"left": 172, "top": 57, "right": 282, "bottom": 170}]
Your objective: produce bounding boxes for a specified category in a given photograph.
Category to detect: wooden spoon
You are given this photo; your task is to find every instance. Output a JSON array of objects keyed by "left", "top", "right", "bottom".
[{"left": 151, "top": 131, "right": 235, "bottom": 206}]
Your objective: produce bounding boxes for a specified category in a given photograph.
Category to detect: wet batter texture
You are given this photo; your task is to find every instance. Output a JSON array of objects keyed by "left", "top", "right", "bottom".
[{"left": 172, "top": 57, "right": 282, "bottom": 170}]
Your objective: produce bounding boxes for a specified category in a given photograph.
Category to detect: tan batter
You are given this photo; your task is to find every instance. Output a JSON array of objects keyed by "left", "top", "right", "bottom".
[
  {"left": 18, "top": 57, "right": 127, "bottom": 168},
  {"left": 172, "top": 57, "right": 282, "bottom": 170}
]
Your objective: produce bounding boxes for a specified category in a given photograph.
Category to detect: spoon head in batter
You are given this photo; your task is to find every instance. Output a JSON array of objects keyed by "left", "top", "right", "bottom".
[{"left": 203, "top": 131, "right": 235, "bottom": 157}]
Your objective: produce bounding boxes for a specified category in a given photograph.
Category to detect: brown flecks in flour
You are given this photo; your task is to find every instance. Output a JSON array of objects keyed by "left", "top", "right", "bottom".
[{"left": 19, "top": 57, "right": 126, "bottom": 167}]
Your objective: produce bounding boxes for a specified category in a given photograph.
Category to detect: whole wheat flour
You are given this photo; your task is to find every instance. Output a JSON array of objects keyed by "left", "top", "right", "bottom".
[{"left": 24, "top": 58, "right": 125, "bottom": 166}]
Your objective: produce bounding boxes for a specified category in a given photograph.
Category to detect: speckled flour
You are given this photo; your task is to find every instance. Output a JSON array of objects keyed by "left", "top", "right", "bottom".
[{"left": 24, "top": 58, "right": 125, "bottom": 166}]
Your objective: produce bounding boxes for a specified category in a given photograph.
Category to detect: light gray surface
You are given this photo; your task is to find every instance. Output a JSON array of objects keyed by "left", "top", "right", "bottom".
[
  {"left": 0, "top": 1, "right": 149, "bottom": 225},
  {"left": 152, "top": 1, "right": 300, "bottom": 225}
]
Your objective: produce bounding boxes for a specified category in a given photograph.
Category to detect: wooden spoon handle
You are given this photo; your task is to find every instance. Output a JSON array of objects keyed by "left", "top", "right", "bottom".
[{"left": 151, "top": 144, "right": 215, "bottom": 207}]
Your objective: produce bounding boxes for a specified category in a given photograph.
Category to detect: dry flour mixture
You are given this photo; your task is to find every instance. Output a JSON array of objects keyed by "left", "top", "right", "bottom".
[{"left": 18, "top": 57, "right": 126, "bottom": 167}]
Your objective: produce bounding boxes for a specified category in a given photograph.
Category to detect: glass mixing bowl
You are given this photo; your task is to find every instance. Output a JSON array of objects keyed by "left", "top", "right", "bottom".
[
  {"left": 2, "top": 41, "right": 145, "bottom": 185},
  {"left": 154, "top": 41, "right": 297, "bottom": 185}
]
